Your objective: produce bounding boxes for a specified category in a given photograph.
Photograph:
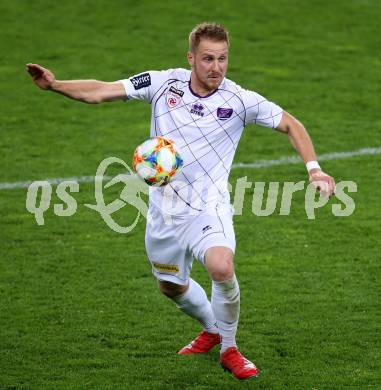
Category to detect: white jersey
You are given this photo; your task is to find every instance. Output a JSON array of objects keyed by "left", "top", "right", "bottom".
[{"left": 120, "top": 68, "right": 283, "bottom": 217}]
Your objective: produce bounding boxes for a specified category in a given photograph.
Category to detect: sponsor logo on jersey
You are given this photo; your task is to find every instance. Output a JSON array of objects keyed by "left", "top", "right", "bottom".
[
  {"left": 169, "top": 86, "right": 184, "bottom": 97},
  {"left": 190, "top": 103, "right": 204, "bottom": 117},
  {"left": 152, "top": 262, "right": 179, "bottom": 273},
  {"left": 217, "top": 107, "right": 233, "bottom": 120},
  {"left": 130, "top": 73, "right": 151, "bottom": 90}
]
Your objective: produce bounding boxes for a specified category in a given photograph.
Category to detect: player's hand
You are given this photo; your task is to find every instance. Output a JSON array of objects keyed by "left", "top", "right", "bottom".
[
  {"left": 26, "top": 63, "right": 55, "bottom": 90},
  {"left": 309, "top": 169, "right": 336, "bottom": 197}
]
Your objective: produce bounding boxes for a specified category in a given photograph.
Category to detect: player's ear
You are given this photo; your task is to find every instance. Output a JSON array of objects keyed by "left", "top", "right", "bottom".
[{"left": 187, "top": 51, "right": 194, "bottom": 67}]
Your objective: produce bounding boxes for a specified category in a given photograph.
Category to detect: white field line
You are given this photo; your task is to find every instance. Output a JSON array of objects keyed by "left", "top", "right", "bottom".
[
  {"left": 1, "top": 146, "right": 380, "bottom": 191},
  {"left": 232, "top": 147, "right": 381, "bottom": 169}
]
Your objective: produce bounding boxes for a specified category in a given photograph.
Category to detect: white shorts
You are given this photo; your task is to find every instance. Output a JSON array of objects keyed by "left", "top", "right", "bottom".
[{"left": 145, "top": 204, "right": 236, "bottom": 285}]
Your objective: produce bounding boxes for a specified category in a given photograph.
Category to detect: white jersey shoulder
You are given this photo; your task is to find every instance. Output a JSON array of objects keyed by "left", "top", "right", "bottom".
[
  {"left": 120, "top": 68, "right": 282, "bottom": 129},
  {"left": 221, "top": 77, "right": 283, "bottom": 128},
  {"left": 120, "top": 68, "right": 190, "bottom": 103}
]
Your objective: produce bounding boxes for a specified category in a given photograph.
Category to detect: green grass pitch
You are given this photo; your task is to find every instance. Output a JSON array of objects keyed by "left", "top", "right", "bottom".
[{"left": 1, "top": 0, "right": 380, "bottom": 388}]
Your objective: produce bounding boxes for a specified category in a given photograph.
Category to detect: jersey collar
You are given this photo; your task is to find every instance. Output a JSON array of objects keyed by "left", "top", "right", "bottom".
[{"left": 188, "top": 80, "right": 221, "bottom": 99}]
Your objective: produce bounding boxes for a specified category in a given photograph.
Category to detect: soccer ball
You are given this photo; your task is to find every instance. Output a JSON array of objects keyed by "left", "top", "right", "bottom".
[{"left": 132, "top": 136, "right": 183, "bottom": 186}]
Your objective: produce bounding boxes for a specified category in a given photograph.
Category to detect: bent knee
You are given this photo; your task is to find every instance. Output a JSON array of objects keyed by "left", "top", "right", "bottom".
[
  {"left": 158, "top": 280, "right": 188, "bottom": 298},
  {"left": 207, "top": 257, "right": 235, "bottom": 281},
  {"left": 210, "top": 265, "right": 234, "bottom": 281},
  {"left": 205, "top": 247, "right": 235, "bottom": 281}
]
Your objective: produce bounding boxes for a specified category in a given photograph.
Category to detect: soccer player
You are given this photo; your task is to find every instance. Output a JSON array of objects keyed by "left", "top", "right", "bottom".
[{"left": 26, "top": 22, "right": 335, "bottom": 380}]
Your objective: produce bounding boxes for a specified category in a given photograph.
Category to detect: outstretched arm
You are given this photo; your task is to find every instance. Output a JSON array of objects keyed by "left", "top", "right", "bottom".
[
  {"left": 276, "top": 111, "right": 336, "bottom": 197},
  {"left": 26, "top": 63, "right": 126, "bottom": 104}
]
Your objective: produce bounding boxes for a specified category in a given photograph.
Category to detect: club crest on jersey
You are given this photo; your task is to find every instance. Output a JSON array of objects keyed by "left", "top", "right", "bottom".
[
  {"left": 167, "top": 95, "right": 179, "bottom": 108},
  {"left": 217, "top": 107, "right": 233, "bottom": 120},
  {"left": 130, "top": 73, "right": 151, "bottom": 90},
  {"left": 190, "top": 103, "right": 204, "bottom": 117},
  {"left": 166, "top": 86, "right": 184, "bottom": 108}
]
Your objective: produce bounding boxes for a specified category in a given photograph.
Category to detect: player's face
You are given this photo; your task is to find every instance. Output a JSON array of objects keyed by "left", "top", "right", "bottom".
[{"left": 188, "top": 39, "right": 229, "bottom": 95}]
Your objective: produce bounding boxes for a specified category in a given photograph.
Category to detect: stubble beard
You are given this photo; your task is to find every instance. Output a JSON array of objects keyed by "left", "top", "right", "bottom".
[{"left": 192, "top": 67, "right": 223, "bottom": 94}]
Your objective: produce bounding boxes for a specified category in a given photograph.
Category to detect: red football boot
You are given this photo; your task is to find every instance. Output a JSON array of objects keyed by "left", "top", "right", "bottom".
[
  {"left": 177, "top": 331, "right": 221, "bottom": 355},
  {"left": 220, "top": 347, "right": 259, "bottom": 380}
]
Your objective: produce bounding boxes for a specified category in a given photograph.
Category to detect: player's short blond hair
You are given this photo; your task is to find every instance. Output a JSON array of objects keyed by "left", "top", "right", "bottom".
[{"left": 188, "top": 22, "right": 229, "bottom": 53}]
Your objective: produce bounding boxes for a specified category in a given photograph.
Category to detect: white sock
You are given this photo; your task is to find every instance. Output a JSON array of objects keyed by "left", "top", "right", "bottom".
[
  {"left": 172, "top": 278, "right": 219, "bottom": 334},
  {"left": 211, "top": 274, "right": 240, "bottom": 353}
]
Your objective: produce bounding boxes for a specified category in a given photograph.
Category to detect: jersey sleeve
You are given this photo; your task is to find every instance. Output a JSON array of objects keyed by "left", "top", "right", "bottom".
[
  {"left": 119, "top": 70, "right": 169, "bottom": 103},
  {"left": 238, "top": 86, "right": 283, "bottom": 129}
]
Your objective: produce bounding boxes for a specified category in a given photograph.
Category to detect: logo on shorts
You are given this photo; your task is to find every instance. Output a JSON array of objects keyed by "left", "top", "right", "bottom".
[
  {"left": 153, "top": 262, "right": 179, "bottom": 273},
  {"left": 202, "top": 225, "right": 212, "bottom": 234},
  {"left": 190, "top": 103, "right": 204, "bottom": 117},
  {"left": 217, "top": 107, "right": 233, "bottom": 120},
  {"left": 131, "top": 73, "right": 151, "bottom": 90}
]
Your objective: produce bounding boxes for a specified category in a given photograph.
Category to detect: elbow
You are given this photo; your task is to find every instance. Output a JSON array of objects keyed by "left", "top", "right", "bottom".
[
  {"left": 82, "top": 94, "right": 103, "bottom": 104},
  {"left": 84, "top": 98, "right": 101, "bottom": 104},
  {"left": 286, "top": 117, "right": 306, "bottom": 137},
  {"left": 81, "top": 87, "right": 105, "bottom": 104},
  {"left": 278, "top": 111, "right": 305, "bottom": 135}
]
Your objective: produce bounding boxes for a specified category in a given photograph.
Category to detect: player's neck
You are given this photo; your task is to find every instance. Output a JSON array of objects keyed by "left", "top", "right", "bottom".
[{"left": 189, "top": 76, "right": 217, "bottom": 98}]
